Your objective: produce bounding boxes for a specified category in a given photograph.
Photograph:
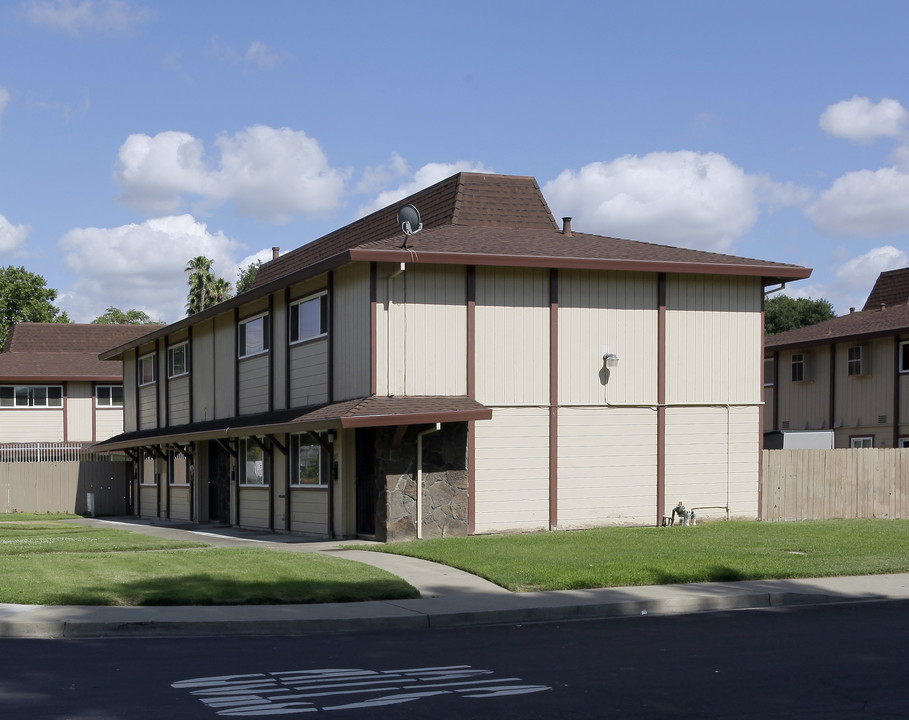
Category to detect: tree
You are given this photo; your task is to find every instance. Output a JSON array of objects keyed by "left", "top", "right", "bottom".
[
  {"left": 185, "top": 256, "right": 232, "bottom": 315},
  {"left": 236, "top": 260, "right": 262, "bottom": 295},
  {"left": 0, "top": 265, "right": 70, "bottom": 350},
  {"left": 765, "top": 295, "right": 836, "bottom": 335},
  {"left": 91, "top": 307, "right": 160, "bottom": 325}
]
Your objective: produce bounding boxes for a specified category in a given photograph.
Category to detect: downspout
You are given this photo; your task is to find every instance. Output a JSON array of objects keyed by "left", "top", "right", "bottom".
[
  {"left": 386, "top": 263, "right": 406, "bottom": 395},
  {"left": 416, "top": 423, "right": 441, "bottom": 539}
]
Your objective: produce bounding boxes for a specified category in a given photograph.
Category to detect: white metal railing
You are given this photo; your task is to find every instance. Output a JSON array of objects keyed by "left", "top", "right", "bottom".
[{"left": 0, "top": 442, "right": 129, "bottom": 463}]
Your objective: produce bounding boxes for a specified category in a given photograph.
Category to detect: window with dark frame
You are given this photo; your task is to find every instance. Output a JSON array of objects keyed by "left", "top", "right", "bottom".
[
  {"left": 847, "top": 346, "right": 864, "bottom": 376},
  {"left": 791, "top": 353, "right": 806, "bottom": 382},
  {"left": 240, "top": 438, "right": 266, "bottom": 485},
  {"left": 850, "top": 436, "right": 873, "bottom": 449},
  {"left": 900, "top": 341, "right": 909, "bottom": 373},
  {"left": 289, "top": 292, "right": 328, "bottom": 344},
  {"left": 764, "top": 357, "right": 775, "bottom": 387}
]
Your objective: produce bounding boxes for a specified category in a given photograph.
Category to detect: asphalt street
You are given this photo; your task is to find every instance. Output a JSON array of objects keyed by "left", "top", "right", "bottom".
[{"left": 2, "top": 599, "right": 908, "bottom": 719}]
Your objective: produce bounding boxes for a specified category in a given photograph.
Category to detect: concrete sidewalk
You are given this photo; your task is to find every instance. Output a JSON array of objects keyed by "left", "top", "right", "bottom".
[{"left": 2, "top": 517, "right": 907, "bottom": 639}]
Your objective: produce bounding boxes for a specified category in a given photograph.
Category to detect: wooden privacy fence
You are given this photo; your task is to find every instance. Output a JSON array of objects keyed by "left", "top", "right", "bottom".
[
  {"left": 762, "top": 449, "right": 909, "bottom": 522},
  {"left": 1, "top": 461, "right": 133, "bottom": 515}
]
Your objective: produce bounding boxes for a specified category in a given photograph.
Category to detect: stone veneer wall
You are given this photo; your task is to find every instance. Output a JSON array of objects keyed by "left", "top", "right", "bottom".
[{"left": 372, "top": 423, "right": 468, "bottom": 542}]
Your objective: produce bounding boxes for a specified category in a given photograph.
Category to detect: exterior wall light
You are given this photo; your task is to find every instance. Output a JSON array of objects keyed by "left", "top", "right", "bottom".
[{"left": 603, "top": 353, "right": 620, "bottom": 369}]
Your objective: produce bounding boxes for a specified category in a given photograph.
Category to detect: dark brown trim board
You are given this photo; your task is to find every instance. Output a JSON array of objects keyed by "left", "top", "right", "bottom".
[
  {"left": 370, "top": 263, "right": 377, "bottom": 397},
  {"left": 829, "top": 344, "right": 836, "bottom": 432},
  {"left": 327, "top": 271, "right": 334, "bottom": 404},
  {"left": 758, "top": 302, "right": 764, "bottom": 521},
  {"left": 895, "top": 335, "right": 902, "bottom": 448},
  {"left": 656, "top": 273, "right": 667, "bottom": 526},
  {"left": 549, "top": 268, "right": 559, "bottom": 531},
  {"left": 268, "top": 293, "right": 275, "bottom": 413},
  {"left": 467, "top": 265, "right": 476, "bottom": 535}
]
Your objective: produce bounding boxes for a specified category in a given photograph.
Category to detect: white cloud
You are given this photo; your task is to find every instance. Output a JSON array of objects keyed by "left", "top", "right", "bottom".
[
  {"left": 24, "top": 0, "right": 153, "bottom": 35},
  {"left": 543, "top": 152, "right": 799, "bottom": 251},
  {"left": 807, "top": 167, "right": 909, "bottom": 236},
  {"left": 781, "top": 245, "right": 909, "bottom": 314},
  {"left": 244, "top": 41, "right": 284, "bottom": 69},
  {"left": 0, "top": 87, "right": 9, "bottom": 132},
  {"left": 354, "top": 153, "right": 410, "bottom": 195},
  {"left": 115, "top": 126, "right": 348, "bottom": 223},
  {"left": 208, "top": 37, "right": 288, "bottom": 69},
  {"left": 819, "top": 97, "right": 909, "bottom": 144},
  {"left": 58, "top": 215, "right": 242, "bottom": 323},
  {"left": 356, "top": 160, "right": 492, "bottom": 217},
  {"left": 0, "top": 213, "right": 30, "bottom": 254}
]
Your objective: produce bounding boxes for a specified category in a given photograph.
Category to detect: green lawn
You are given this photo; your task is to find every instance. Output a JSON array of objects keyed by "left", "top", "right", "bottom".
[
  {"left": 0, "top": 519, "right": 419, "bottom": 606},
  {"left": 363, "top": 519, "right": 909, "bottom": 591}
]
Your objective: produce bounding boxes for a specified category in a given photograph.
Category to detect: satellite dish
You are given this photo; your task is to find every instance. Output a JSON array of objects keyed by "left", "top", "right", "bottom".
[{"left": 397, "top": 204, "right": 423, "bottom": 237}]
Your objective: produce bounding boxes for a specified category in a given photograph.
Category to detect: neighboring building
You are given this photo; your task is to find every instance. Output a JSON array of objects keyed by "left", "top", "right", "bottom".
[
  {"left": 764, "top": 267, "right": 909, "bottom": 449},
  {"left": 0, "top": 322, "right": 165, "bottom": 460},
  {"left": 96, "top": 172, "right": 810, "bottom": 539}
]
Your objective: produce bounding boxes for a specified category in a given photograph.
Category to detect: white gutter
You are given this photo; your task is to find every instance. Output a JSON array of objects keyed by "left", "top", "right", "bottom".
[{"left": 416, "top": 423, "right": 441, "bottom": 539}]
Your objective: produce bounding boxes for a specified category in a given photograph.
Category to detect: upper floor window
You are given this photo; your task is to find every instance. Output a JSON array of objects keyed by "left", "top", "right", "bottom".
[
  {"left": 240, "top": 438, "right": 266, "bottom": 486},
  {"left": 96, "top": 385, "right": 123, "bottom": 407},
  {"left": 0, "top": 385, "right": 63, "bottom": 408},
  {"left": 900, "top": 341, "right": 909, "bottom": 373},
  {"left": 763, "top": 357, "right": 775, "bottom": 387},
  {"left": 847, "top": 346, "right": 866, "bottom": 376},
  {"left": 290, "top": 433, "right": 326, "bottom": 487},
  {"left": 290, "top": 292, "right": 328, "bottom": 345},
  {"left": 239, "top": 314, "right": 269, "bottom": 358},
  {"left": 851, "top": 436, "right": 873, "bottom": 449},
  {"left": 791, "top": 353, "right": 807, "bottom": 382},
  {"left": 899, "top": 438, "right": 909, "bottom": 449},
  {"left": 167, "top": 342, "right": 189, "bottom": 378},
  {"left": 138, "top": 353, "right": 156, "bottom": 386}
]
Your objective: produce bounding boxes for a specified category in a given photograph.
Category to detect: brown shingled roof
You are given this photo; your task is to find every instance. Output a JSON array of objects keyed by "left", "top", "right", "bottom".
[
  {"left": 862, "top": 267, "right": 909, "bottom": 311},
  {"left": 252, "top": 172, "right": 809, "bottom": 289},
  {"left": 765, "top": 303, "right": 909, "bottom": 351},
  {"left": 0, "top": 323, "right": 165, "bottom": 381}
]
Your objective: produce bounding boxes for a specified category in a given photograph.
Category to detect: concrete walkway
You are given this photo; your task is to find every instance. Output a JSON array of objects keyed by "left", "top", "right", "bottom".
[{"left": 2, "top": 517, "right": 908, "bottom": 639}]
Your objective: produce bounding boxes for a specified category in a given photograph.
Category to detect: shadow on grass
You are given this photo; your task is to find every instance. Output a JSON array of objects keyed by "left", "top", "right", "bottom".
[
  {"left": 646, "top": 566, "right": 750, "bottom": 585},
  {"left": 52, "top": 574, "right": 421, "bottom": 607}
]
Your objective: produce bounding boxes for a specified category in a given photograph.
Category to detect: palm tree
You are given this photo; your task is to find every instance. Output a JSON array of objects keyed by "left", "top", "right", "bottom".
[
  {"left": 185, "top": 256, "right": 215, "bottom": 315},
  {"left": 211, "top": 277, "right": 233, "bottom": 306}
]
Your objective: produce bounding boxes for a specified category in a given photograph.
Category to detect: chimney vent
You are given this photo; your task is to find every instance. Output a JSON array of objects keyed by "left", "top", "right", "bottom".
[
  {"left": 849, "top": 307, "right": 855, "bottom": 314},
  {"left": 880, "top": 302, "right": 887, "bottom": 311},
  {"left": 272, "top": 246, "right": 280, "bottom": 260},
  {"left": 561, "top": 217, "right": 572, "bottom": 236}
]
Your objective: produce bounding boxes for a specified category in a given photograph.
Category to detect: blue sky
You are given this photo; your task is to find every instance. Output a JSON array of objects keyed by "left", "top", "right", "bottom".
[{"left": 1, "top": 0, "right": 908, "bottom": 323}]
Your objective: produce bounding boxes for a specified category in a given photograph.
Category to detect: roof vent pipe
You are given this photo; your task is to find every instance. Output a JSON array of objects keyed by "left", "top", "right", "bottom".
[
  {"left": 880, "top": 302, "right": 887, "bottom": 311},
  {"left": 849, "top": 307, "right": 855, "bottom": 314},
  {"left": 562, "top": 217, "right": 572, "bottom": 236},
  {"left": 272, "top": 246, "right": 280, "bottom": 260}
]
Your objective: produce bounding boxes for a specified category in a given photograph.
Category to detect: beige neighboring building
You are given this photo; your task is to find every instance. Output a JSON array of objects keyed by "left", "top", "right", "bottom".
[
  {"left": 0, "top": 323, "right": 165, "bottom": 459},
  {"left": 96, "top": 172, "right": 810, "bottom": 539},
  {"left": 764, "top": 267, "right": 909, "bottom": 449}
]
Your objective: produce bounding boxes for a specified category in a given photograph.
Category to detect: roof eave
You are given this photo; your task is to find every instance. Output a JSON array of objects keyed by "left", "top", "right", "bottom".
[{"left": 348, "top": 248, "right": 812, "bottom": 283}]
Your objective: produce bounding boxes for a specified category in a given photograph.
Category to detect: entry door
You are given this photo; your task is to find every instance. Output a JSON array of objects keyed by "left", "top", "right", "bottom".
[
  {"left": 208, "top": 441, "right": 231, "bottom": 525},
  {"left": 355, "top": 427, "right": 377, "bottom": 536}
]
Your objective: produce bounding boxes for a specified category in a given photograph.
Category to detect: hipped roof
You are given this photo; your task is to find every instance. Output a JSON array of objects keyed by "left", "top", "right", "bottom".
[
  {"left": 765, "top": 303, "right": 909, "bottom": 351},
  {"left": 0, "top": 323, "right": 166, "bottom": 382},
  {"left": 101, "top": 172, "right": 811, "bottom": 360}
]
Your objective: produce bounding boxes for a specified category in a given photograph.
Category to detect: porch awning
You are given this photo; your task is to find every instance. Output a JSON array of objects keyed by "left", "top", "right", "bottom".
[{"left": 92, "top": 395, "right": 492, "bottom": 452}]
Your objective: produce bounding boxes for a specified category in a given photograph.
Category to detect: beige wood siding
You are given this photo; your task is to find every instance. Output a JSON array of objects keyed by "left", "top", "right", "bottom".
[
  {"left": 213, "top": 313, "right": 236, "bottom": 419},
  {"left": 777, "top": 347, "right": 831, "bottom": 431},
  {"left": 169, "top": 486, "right": 191, "bottom": 522},
  {"left": 290, "top": 489, "right": 328, "bottom": 535},
  {"left": 558, "top": 407, "right": 657, "bottom": 527},
  {"left": 123, "top": 352, "right": 137, "bottom": 432},
  {"left": 272, "top": 298, "right": 287, "bottom": 411},
  {"left": 475, "top": 267, "right": 549, "bottom": 405},
  {"left": 666, "top": 275, "right": 762, "bottom": 404},
  {"left": 376, "top": 263, "right": 467, "bottom": 396},
  {"left": 473, "top": 407, "right": 549, "bottom": 533},
  {"left": 558, "top": 270, "right": 658, "bottom": 405},
  {"left": 192, "top": 320, "right": 215, "bottom": 423},
  {"left": 139, "top": 485, "right": 158, "bottom": 518},
  {"left": 0, "top": 410, "right": 64, "bottom": 442},
  {"left": 238, "top": 355, "right": 269, "bottom": 415},
  {"left": 138, "top": 385, "right": 157, "bottom": 429},
  {"left": 665, "top": 405, "right": 760, "bottom": 520},
  {"left": 65, "top": 381, "right": 93, "bottom": 442},
  {"left": 239, "top": 487, "right": 270, "bottom": 529},
  {"left": 333, "top": 263, "right": 371, "bottom": 401},
  {"left": 168, "top": 375, "right": 190, "bottom": 425},
  {"left": 289, "top": 340, "right": 329, "bottom": 407},
  {"left": 834, "top": 338, "right": 894, "bottom": 431},
  {"left": 95, "top": 409, "right": 124, "bottom": 440}
]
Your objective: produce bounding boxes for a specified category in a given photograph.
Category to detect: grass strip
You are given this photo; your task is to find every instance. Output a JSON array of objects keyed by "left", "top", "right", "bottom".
[
  {"left": 0, "top": 513, "right": 80, "bottom": 522},
  {"left": 0, "top": 548, "right": 419, "bottom": 606},
  {"left": 362, "top": 519, "right": 909, "bottom": 591},
  {"left": 0, "top": 522, "right": 206, "bottom": 554}
]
